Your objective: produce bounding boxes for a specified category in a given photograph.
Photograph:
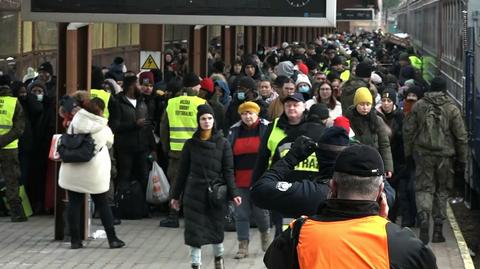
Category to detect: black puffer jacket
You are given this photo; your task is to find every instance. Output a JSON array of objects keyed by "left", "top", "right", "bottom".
[
  {"left": 172, "top": 131, "right": 239, "bottom": 248},
  {"left": 110, "top": 93, "right": 154, "bottom": 152}
]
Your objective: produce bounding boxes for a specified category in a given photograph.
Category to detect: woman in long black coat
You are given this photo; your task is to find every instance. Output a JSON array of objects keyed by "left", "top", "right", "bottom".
[{"left": 170, "top": 104, "right": 241, "bottom": 269}]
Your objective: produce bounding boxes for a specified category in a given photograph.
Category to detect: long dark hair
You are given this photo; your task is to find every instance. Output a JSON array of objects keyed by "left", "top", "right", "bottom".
[{"left": 313, "top": 81, "right": 337, "bottom": 110}]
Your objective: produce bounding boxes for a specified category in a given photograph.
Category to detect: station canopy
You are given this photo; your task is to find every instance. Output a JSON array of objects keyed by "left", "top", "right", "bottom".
[{"left": 22, "top": 0, "right": 336, "bottom": 27}]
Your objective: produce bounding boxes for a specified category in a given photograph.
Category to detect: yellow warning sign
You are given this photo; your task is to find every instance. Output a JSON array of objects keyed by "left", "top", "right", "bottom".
[{"left": 141, "top": 54, "right": 159, "bottom": 69}]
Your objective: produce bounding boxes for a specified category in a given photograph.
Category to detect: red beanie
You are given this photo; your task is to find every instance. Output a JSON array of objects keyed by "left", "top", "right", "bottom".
[
  {"left": 139, "top": 71, "right": 154, "bottom": 85},
  {"left": 297, "top": 62, "right": 309, "bottom": 75},
  {"left": 200, "top": 77, "right": 214, "bottom": 93},
  {"left": 334, "top": 116, "right": 350, "bottom": 135}
]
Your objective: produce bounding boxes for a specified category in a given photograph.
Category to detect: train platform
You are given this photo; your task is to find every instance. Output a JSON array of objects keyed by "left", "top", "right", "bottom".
[{"left": 0, "top": 207, "right": 472, "bottom": 269}]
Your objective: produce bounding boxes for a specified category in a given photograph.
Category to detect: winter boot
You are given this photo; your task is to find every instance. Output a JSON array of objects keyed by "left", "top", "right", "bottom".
[
  {"left": 10, "top": 202, "right": 27, "bottom": 222},
  {"left": 260, "top": 230, "right": 272, "bottom": 251},
  {"left": 431, "top": 223, "right": 446, "bottom": 243},
  {"left": 159, "top": 210, "right": 179, "bottom": 228},
  {"left": 214, "top": 256, "right": 225, "bottom": 269},
  {"left": 105, "top": 227, "right": 125, "bottom": 249},
  {"left": 418, "top": 212, "right": 430, "bottom": 244},
  {"left": 191, "top": 264, "right": 201, "bottom": 269},
  {"left": 234, "top": 240, "right": 249, "bottom": 259}
]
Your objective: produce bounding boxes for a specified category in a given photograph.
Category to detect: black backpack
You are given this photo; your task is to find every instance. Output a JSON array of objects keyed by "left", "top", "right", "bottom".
[
  {"left": 115, "top": 181, "right": 145, "bottom": 220},
  {"left": 58, "top": 129, "right": 96, "bottom": 163}
]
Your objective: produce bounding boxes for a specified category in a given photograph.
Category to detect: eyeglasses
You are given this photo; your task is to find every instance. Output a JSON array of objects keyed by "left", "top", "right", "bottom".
[{"left": 319, "top": 87, "right": 331, "bottom": 91}]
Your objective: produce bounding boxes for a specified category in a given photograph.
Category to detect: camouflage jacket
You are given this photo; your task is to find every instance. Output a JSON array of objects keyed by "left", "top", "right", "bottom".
[{"left": 403, "top": 91, "right": 467, "bottom": 162}]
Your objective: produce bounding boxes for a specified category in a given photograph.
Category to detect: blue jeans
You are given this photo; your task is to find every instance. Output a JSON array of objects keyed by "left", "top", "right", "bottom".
[
  {"left": 190, "top": 243, "right": 224, "bottom": 266},
  {"left": 235, "top": 188, "right": 270, "bottom": 241}
]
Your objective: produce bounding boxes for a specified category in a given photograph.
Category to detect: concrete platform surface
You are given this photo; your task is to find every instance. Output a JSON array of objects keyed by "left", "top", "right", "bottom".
[{"left": 0, "top": 215, "right": 466, "bottom": 268}]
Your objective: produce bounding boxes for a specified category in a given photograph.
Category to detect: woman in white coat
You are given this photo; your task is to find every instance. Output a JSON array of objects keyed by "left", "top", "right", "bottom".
[{"left": 59, "top": 98, "right": 125, "bottom": 249}]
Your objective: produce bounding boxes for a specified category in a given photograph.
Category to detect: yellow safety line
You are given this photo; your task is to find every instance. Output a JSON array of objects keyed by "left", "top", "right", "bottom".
[{"left": 447, "top": 203, "right": 475, "bottom": 269}]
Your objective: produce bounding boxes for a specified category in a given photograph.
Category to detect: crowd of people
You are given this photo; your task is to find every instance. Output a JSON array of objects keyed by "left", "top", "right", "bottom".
[{"left": 0, "top": 30, "right": 468, "bottom": 268}]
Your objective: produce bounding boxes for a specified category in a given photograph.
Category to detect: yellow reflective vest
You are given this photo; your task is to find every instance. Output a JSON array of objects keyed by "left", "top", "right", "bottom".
[
  {"left": 409, "top": 56, "right": 422, "bottom": 70},
  {"left": 166, "top": 95, "right": 206, "bottom": 151},
  {"left": 266, "top": 118, "right": 318, "bottom": 172},
  {"left": 326, "top": 69, "right": 350, "bottom": 82},
  {"left": 0, "top": 96, "right": 18, "bottom": 149},
  {"left": 90, "top": 89, "right": 111, "bottom": 119}
]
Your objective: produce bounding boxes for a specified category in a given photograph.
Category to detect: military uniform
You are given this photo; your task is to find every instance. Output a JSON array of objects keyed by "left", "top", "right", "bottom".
[
  {"left": 0, "top": 86, "right": 26, "bottom": 222},
  {"left": 403, "top": 91, "right": 467, "bottom": 243}
]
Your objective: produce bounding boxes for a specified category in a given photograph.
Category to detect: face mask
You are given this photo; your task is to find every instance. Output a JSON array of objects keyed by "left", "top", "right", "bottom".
[
  {"left": 299, "top": 86, "right": 310, "bottom": 93},
  {"left": 36, "top": 94, "right": 44, "bottom": 102},
  {"left": 257, "top": 50, "right": 264, "bottom": 55},
  {"left": 237, "top": 92, "right": 246, "bottom": 101}
]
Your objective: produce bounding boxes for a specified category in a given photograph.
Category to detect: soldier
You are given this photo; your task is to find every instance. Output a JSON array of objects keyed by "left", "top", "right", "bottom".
[
  {"left": 403, "top": 76, "right": 467, "bottom": 244},
  {"left": 0, "top": 81, "right": 27, "bottom": 222}
]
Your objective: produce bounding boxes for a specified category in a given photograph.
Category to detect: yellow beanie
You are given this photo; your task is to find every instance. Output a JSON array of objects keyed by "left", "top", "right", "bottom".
[
  {"left": 353, "top": 87, "right": 373, "bottom": 106},
  {"left": 238, "top": 101, "right": 261, "bottom": 115}
]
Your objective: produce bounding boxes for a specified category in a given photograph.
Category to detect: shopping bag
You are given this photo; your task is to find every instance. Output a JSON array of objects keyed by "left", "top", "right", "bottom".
[
  {"left": 48, "top": 134, "right": 62, "bottom": 161},
  {"left": 1, "top": 185, "right": 33, "bottom": 217},
  {"left": 146, "top": 161, "right": 170, "bottom": 204}
]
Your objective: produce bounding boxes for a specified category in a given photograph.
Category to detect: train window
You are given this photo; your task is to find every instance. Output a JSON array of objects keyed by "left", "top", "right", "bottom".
[
  {"left": 92, "top": 23, "right": 103, "bottom": 50},
  {"left": 103, "top": 23, "right": 118, "bottom": 48},
  {"left": 117, "top": 24, "right": 131, "bottom": 47},
  {"left": 0, "top": 11, "right": 20, "bottom": 56},
  {"left": 34, "top": 21, "right": 57, "bottom": 51},
  {"left": 131, "top": 24, "right": 140, "bottom": 46},
  {"left": 23, "top": 21, "right": 33, "bottom": 53}
]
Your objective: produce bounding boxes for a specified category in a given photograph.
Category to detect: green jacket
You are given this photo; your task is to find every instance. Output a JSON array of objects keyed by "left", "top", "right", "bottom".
[
  {"left": 345, "top": 106, "right": 394, "bottom": 172},
  {"left": 403, "top": 91, "right": 467, "bottom": 162}
]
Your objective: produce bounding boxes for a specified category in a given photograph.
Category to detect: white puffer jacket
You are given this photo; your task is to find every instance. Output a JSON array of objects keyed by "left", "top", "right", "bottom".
[{"left": 59, "top": 109, "right": 114, "bottom": 194}]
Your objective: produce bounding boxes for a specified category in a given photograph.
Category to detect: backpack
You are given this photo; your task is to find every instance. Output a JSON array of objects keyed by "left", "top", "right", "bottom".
[
  {"left": 416, "top": 102, "right": 450, "bottom": 151},
  {"left": 57, "top": 129, "right": 96, "bottom": 163},
  {"left": 115, "top": 180, "right": 145, "bottom": 220}
]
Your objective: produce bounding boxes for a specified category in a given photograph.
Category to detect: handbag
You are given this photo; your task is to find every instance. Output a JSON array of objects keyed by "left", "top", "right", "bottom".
[
  {"left": 57, "top": 126, "right": 96, "bottom": 163},
  {"left": 208, "top": 180, "right": 227, "bottom": 208},
  {"left": 48, "top": 134, "right": 62, "bottom": 161}
]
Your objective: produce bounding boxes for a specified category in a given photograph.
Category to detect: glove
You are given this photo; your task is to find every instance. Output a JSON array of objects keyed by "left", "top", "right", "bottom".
[{"left": 284, "top": 135, "right": 317, "bottom": 166}]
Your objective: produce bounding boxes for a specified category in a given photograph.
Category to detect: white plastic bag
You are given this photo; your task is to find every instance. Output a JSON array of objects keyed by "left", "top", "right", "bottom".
[{"left": 146, "top": 161, "right": 170, "bottom": 204}]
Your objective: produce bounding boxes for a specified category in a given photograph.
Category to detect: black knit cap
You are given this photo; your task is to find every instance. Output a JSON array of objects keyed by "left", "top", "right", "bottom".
[
  {"left": 429, "top": 76, "right": 447, "bottom": 92},
  {"left": 381, "top": 88, "right": 397, "bottom": 104},
  {"left": 309, "top": 103, "right": 329, "bottom": 121},
  {"left": 318, "top": 126, "right": 349, "bottom": 146},
  {"left": 355, "top": 62, "right": 373, "bottom": 78},
  {"left": 183, "top": 72, "right": 201, "bottom": 88},
  {"left": 334, "top": 145, "right": 384, "bottom": 177},
  {"left": 197, "top": 104, "right": 215, "bottom": 122}
]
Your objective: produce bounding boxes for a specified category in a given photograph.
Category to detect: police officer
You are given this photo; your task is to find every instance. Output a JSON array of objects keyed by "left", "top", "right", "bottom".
[
  {"left": 264, "top": 145, "right": 437, "bottom": 269},
  {"left": 0, "top": 83, "right": 27, "bottom": 222},
  {"left": 159, "top": 72, "right": 206, "bottom": 228},
  {"left": 403, "top": 77, "right": 467, "bottom": 244}
]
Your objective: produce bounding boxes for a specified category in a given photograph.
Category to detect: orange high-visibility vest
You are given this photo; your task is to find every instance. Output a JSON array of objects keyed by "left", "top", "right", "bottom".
[{"left": 296, "top": 216, "right": 390, "bottom": 269}]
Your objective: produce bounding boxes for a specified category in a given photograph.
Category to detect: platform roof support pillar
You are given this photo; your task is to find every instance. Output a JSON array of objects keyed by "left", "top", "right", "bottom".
[
  {"left": 190, "top": 25, "right": 208, "bottom": 77},
  {"left": 221, "top": 26, "right": 236, "bottom": 67}
]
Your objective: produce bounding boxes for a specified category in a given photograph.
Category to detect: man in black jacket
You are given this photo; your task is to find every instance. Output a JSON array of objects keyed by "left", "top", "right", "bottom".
[{"left": 263, "top": 144, "right": 437, "bottom": 269}]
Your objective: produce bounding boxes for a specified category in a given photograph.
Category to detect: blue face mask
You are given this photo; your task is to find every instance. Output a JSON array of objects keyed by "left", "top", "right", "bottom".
[
  {"left": 237, "top": 92, "right": 246, "bottom": 101},
  {"left": 299, "top": 85, "right": 310, "bottom": 93}
]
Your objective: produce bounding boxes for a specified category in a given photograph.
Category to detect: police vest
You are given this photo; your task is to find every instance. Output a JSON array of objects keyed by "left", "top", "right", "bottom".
[
  {"left": 326, "top": 69, "right": 350, "bottom": 82},
  {"left": 296, "top": 216, "right": 389, "bottom": 269},
  {"left": 409, "top": 56, "right": 422, "bottom": 70},
  {"left": 90, "top": 89, "right": 111, "bottom": 119},
  {"left": 166, "top": 95, "right": 206, "bottom": 151},
  {"left": 266, "top": 118, "right": 318, "bottom": 172},
  {"left": 0, "top": 96, "right": 18, "bottom": 149}
]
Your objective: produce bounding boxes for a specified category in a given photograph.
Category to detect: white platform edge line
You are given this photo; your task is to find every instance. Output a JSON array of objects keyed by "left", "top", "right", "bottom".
[{"left": 447, "top": 203, "right": 475, "bottom": 269}]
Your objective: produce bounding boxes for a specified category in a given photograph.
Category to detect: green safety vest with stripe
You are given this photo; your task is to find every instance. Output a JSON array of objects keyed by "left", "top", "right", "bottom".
[
  {"left": 409, "top": 56, "right": 422, "bottom": 70},
  {"left": 0, "top": 96, "right": 18, "bottom": 149},
  {"left": 166, "top": 95, "right": 206, "bottom": 151},
  {"left": 325, "top": 69, "right": 351, "bottom": 82},
  {"left": 266, "top": 118, "right": 318, "bottom": 172},
  {"left": 90, "top": 89, "right": 111, "bottom": 119}
]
